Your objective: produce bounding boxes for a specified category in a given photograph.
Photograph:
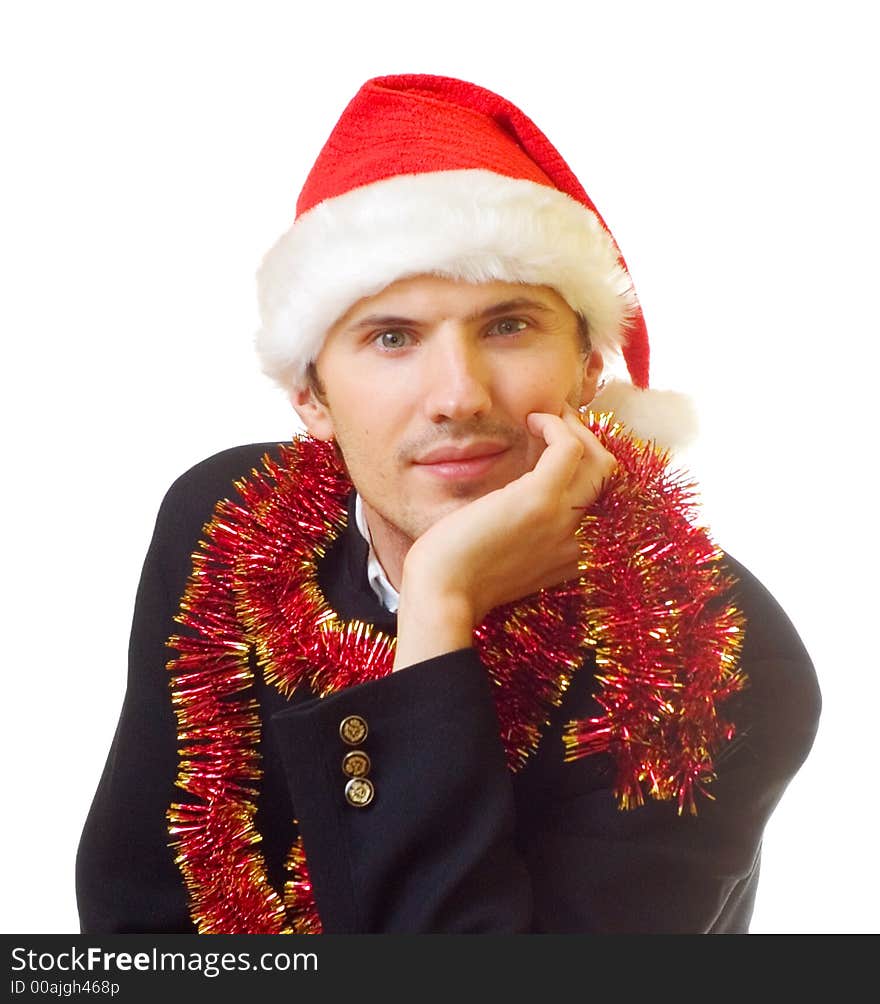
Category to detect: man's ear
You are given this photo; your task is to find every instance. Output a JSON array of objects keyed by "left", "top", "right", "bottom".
[
  {"left": 290, "top": 384, "right": 335, "bottom": 441},
  {"left": 578, "top": 349, "right": 605, "bottom": 407}
]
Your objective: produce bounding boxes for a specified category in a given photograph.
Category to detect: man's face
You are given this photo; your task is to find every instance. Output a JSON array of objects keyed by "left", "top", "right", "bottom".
[{"left": 293, "top": 274, "right": 603, "bottom": 551}]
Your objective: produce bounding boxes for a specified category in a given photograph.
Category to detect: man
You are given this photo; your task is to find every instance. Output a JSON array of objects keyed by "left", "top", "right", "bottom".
[{"left": 76, "top": 74, "right": 821, "bottom": 934}]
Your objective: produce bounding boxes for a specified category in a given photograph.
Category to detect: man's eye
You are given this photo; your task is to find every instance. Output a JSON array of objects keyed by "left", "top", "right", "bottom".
[
  {"left": 489, "top": 318, "right": 528, "bottom": 336},
  {"left": 374, "top": 330, "right": 410, "bottom": 350}
]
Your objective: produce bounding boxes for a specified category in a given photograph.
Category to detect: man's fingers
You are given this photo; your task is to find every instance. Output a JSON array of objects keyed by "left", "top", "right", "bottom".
[
  {"left": 530, "top": 404, "right": 618, "bottom": 507},
  {"left": 568, "top": 423, "right": 618, "bottom": 506},
  {"left": 525, "top": 412, "right": 585, "bottom": 490},
  {"left": 561, "top": 402, "right": 610, "bottom": 457}
]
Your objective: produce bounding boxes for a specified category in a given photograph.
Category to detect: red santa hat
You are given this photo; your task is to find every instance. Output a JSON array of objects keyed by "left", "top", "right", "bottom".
[{"left": 255, "top": 74, "right": 696, "bottom": 447}]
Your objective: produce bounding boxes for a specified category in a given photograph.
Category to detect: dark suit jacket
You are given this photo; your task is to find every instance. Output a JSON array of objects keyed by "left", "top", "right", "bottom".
[{"left": 76, "top": 441, "right": 822, "bottom": 933}]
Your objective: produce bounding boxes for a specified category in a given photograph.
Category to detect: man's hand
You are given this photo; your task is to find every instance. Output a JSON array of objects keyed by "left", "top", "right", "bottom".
[{"left": 392, "top": 403, "right": 617, "bottom": 671}]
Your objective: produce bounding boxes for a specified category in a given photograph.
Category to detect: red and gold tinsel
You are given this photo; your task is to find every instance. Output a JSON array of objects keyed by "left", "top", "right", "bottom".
[
  {"left": 165, "top": 415, "right": 746, "bottom": 934},
  {"left": 565, "top": 416, "right": 746, "bottom": 814}
]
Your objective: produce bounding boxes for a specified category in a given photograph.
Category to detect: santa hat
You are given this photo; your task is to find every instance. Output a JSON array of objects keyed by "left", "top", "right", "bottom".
[{"left": 255, "top": 74, "right": 696, "bottom": 447}]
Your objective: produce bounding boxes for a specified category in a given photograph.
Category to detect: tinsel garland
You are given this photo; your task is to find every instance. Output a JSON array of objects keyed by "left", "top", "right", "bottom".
[
  {"left": 565, "top": 417, "right": 747, "bottom": 813},
  {"left": 165, "top": 413, "right": 745, "bottom": 934}
]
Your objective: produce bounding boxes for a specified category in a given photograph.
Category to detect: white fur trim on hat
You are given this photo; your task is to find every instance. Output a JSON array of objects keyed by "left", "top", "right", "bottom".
[{"left": 255, "top": 169, "right": 638, "bottom": 390}]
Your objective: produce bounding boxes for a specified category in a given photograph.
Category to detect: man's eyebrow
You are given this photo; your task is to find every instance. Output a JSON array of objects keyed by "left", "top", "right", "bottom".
[
  {"left": 465, "top": 298, "right": 554, "bottom": 322},
  {"left": 347, "top": 298, "right": 554, "bottom": 330}
]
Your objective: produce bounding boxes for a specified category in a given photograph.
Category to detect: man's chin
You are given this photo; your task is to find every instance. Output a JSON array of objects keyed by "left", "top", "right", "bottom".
[
  {"left": 406, "top": 487, "right": 494, "bottom": 537},
  {"left": 362, "top": 466, "right": 522, "bottom": 545},
  {"left": 435, "top": 479, "right": 492, "bottom": 502}
]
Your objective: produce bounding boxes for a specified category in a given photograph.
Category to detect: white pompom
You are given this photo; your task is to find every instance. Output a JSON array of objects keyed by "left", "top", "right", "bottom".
[{"left": 588, "top": 379, "right": 698, "bottom": 450}]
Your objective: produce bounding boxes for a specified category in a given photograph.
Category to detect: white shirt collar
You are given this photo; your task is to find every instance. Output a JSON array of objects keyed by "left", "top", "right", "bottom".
[{"left": 354, "top": 493, "right": 400, "bottom": 613}]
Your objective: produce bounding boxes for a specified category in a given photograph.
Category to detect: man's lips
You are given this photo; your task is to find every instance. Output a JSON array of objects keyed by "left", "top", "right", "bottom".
[
  {"left": 411, "top": 441, "right": 510, "bottom": 479},
  {"left": 413, "top": 441, "right": 510, "bottom": 465}
]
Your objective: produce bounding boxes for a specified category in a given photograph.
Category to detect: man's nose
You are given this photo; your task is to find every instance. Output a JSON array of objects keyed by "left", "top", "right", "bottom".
[{"left": 421, "top": 333, "right": 492, "bottom": 423}]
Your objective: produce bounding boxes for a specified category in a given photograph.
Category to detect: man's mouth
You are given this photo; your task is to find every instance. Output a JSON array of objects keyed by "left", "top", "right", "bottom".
[{"left": 411, "top": 441, "right": 510, "bottom": 480}]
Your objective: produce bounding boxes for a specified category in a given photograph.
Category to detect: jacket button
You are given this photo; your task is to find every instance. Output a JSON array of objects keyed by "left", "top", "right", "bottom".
[
  {"left": 339, "top": 715, "right": 368, "bottom": 745},
  {"left": 344, "top": 777, "right": 374, "bottom": 808},
  {"left": 342, "top": 750, "right": 371, "bottom": 778}
]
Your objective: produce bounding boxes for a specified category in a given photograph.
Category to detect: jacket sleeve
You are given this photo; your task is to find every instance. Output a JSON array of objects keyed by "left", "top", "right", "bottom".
[
  {"left": 271, "top": 650, "right": 532, "bottom": 932},
  {"left": 518, "top": 551, "right": 822, "bottom": 933},
  {"left": 75, "top": 481, "right": 195, "bottom": 933},
  {"left": 268, "top": 551, "right": 821, "bottom": 934},
  {"left": 75, "top": 443, "right": 285, "bottom": 934}
]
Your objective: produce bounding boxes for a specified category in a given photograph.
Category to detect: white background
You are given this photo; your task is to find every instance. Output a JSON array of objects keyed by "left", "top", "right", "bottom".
[{"left": 2, "top": 1, "right": 877, "bottom": 934}]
